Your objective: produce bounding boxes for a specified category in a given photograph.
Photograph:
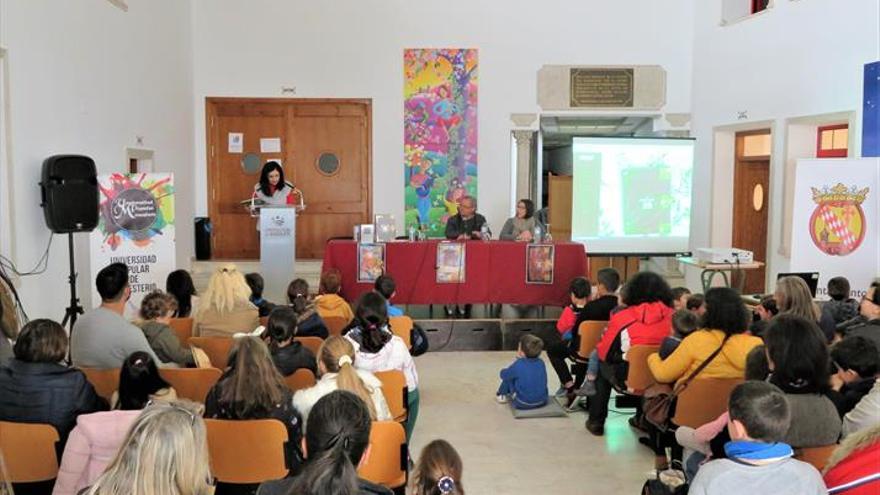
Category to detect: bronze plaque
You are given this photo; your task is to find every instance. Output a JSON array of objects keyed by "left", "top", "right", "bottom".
[{"left": 569, "top": 68, "right": 634, "bottom": 107}]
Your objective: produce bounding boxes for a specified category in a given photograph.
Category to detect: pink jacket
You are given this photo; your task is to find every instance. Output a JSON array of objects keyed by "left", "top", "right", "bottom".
[{"left": 52, "top": 410, "right": 141, "bottom": 495}]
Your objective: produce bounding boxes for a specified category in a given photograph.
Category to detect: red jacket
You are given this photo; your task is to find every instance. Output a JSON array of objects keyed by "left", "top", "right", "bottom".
[
  {"left": 596, "top": 301, "right": 672, "bottom": 361},
  {"left": 824, "top": 426, "right": 880, "bottom": 495}
]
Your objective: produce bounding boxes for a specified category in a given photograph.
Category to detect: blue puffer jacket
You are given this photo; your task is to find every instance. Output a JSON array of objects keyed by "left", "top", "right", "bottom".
[{"left": 0, "top": 360, "right": 105, "bottom": 445}]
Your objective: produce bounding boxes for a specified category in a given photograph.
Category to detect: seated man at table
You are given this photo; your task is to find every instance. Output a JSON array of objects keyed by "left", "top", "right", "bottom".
[{"left": 445, "top": 195, "right": 489, "bottom": 240}]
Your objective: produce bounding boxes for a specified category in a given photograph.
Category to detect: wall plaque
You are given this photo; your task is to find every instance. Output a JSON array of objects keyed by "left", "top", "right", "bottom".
[{"left": 569, "top": 68, "right": 634, "bottom": 107}]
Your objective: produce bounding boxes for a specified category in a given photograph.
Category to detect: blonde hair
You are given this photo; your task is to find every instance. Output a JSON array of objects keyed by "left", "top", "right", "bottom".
[
  {"left": 414, "top": 439, "right": 465, "bottom": 495},
  {"left": 220, "top": 336, "right": 288, "bottom": 419},
  {"left": 317, "top": 336, "right": 377, "bottom": 419},
  {"left": 776, "top": 276, "right": 820, "bottom": 321},
  {"left": 85, "top": 400, "right": 213, "bottom": 495},
  {"left": 198, "top": 264, "right": 252, "bottom": 317}
]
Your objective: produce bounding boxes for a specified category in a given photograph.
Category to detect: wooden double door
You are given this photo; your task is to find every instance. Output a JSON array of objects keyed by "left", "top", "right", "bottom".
[{"left": 206, "top": 98, "right": 372, "bottom": 259}]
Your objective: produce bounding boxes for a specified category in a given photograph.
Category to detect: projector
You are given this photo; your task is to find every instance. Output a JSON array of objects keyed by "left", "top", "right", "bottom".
[{"left": 695, "top": 248, "right": 754, "bottom": 264}]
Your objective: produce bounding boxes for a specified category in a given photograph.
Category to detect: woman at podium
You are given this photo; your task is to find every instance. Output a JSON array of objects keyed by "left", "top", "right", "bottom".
[{"left": 252, "top": 161, "right": 296, "bottom": 206}]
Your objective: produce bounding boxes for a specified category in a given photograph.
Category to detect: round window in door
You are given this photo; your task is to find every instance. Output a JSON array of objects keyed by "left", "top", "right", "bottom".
[{"left": 316, "top": 152, "right": 340, "bottom": 176}]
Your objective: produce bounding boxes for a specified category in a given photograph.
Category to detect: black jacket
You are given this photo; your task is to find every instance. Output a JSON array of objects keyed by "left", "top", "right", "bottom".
[
  {"left": 296, "top": 311, "right": 329, "bottom": 340},
  {"left": 445, "top": 213, "right": 488, "bottom": 240},
  {"left": 0, "top": 360, "right": 105, "bottom": 445},
  {"left": 270, "top": 341, "right": 317, "bottom": 376}
]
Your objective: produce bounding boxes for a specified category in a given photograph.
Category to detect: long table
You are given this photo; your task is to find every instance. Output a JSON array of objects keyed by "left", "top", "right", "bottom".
[{"left": 321, "top": 240, "right": 589, "bottom": 306}]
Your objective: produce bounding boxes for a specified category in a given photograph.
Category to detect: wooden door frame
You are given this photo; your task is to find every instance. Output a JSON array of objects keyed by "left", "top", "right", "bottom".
[
  {"left": 733, "top": 129, "right": 771, "bottom": 292},
  {"left": 205, "top": 97, "right": 373, "bottom": 258}
]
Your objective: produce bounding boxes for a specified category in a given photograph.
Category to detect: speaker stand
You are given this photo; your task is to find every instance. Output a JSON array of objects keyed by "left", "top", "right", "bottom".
[{"left": 61, "top": 233, "right": 84, "bottom": 331}]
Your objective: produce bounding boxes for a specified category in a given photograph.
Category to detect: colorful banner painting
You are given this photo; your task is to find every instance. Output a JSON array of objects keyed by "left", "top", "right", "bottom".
[
  {"left": 89, "top": 173, "right": 176, "bottom": 315},
  {"left": 404, "top": 48, "right": 478, "bottom": 238}
]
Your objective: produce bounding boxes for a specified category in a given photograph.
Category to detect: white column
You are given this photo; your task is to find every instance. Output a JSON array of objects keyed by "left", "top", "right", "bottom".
[{"left": 512, "top": 130, "right": 535, "bottom": 201}]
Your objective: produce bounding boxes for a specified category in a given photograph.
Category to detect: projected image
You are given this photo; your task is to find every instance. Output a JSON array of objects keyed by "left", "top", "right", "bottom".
[{"left": 571, "top": 137, "right": 694, "bottom": 254}]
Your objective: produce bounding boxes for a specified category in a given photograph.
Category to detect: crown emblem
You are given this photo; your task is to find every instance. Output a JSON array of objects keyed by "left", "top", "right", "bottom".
[{"left": 811, "top": 183, "right": 869, "bottom": 204}]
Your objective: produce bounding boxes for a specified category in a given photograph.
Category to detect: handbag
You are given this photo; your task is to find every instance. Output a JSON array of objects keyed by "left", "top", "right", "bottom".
[
  {"left": 643, "top": 336, "right": 729, "bottom": 432},
  {"left": 641, "top": 468, "right": 688, "bottom": 495},
  {"left": 409, "top": 322, "right": 429, "bottom": 356}
]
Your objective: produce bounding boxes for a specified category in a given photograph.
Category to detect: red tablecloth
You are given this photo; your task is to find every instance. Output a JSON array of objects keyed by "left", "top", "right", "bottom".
[{"left": 321, "top": 240, "right": 589, "bottom": 306}]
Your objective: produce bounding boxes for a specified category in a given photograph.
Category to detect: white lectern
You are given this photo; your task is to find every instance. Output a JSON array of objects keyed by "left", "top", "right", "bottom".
[{"left": 258, "top": 205, "right": 297, "bottom": 304}]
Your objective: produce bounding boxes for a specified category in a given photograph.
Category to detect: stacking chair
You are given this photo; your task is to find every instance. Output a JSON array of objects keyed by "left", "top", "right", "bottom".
[
  {"left": 158, "top": 367, "right": 222, "bottom": 403},
  {"left": 205, "top": 419, "right": 289, "bottom": 484},
  {"left": 189, "top": 336, "right": 235, "bottom": 369},
  {"left": 572, "top": 320, "right": 606, "bottom": 363},
  {"left": 795, "top": 444, "right": 838, "bottom": 471},
  {"left": 358, "top": 421, "right": 407, "bottom": 489},
  {"left": 80, "top": 367, "right": 121, "bottom": 403},
  {"left": 323, "top": 315, "right": 350, "bottom": 337},
  {"left": 169, "top": 317, "right": 194, "bottom": 345},
  {"left": 374, "top": 370, "right": 408, "bottom": 423},
  {"left": 388, "top": 316, "right": 413, "bottom": 348},
  {"left": 294, "top": 336, "right": 323, "bottom": 356},
  {"left": 672, "top": 377, "right": 743, "bottom": 428},
  {"left": 625, "top": 345, "right": 661, "bottom": 395},
  {"left": 0, "top": 421, "right": 60, "bottom": 483},
  {"left": 283, "top": 368, "right": 317, "bottom": 392}
]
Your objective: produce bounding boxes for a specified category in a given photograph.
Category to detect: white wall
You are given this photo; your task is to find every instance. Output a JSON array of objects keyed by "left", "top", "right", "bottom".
[
  {"left": 689, "top": 0, "right": 880, "bottom": 290},
  {"left": 191, "top": 0, "right": 695, "bottom": 237},
  {"left": 0, "top": 0, "right": 194, "bottom": 320}
]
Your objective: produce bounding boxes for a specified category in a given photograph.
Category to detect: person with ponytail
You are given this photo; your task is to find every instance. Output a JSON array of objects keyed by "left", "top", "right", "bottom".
[
  {"left": 345, "top": 292, "right": 419, "bottom": 441},
  {"left": 287, "top": 278, "right": 329, "bottom": 339},
  {"left": 264, "top": 306, "right": 317, "bottom": 376},
  {"left": 204, "top": 336, "right": 304, "bottom": 470},
  {"left": 258, "top": 390, "right": 392, "bottom": 495},
  {"left": 293, "top": 336, "right": 390, "bottom": 425},
  {"left": 413, "top": 439, "right": 465, "bottom": 495}
]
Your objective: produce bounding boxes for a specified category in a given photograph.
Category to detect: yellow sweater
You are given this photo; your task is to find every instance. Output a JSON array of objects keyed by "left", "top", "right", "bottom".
[
  {"left": 314, "top": 294, "right": 354, "bottom": 324},
  {"left": 647, "top": 329, "right": 762, "bottom": 385}
]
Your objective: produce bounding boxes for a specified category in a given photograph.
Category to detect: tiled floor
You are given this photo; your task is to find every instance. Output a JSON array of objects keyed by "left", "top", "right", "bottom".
[{"left": 409, "top": 351, "right": 655, "bottom": 494}]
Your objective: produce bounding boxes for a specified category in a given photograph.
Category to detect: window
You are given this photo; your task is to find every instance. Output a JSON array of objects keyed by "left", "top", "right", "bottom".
[
  {"left": 816, "top": 124, "right": 848, "bottom": 158},
  {"left": 752, "top": 0, "right": 770, "bottom": 14},
  {"left": 740, "top": 132, "right": 772, "bottom": 157},
  {"left": 722, "top": 0, "right": 773, "bottom": 25}
]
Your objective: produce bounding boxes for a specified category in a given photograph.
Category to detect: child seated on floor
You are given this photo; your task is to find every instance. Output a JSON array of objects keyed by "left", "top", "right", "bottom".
[
  {"left": 374, "top": 274, "right": 404, "bottom": 317},
  {"left": 672, "top": 287, "right": 692, "bottom": 311},
  {"left": 496, "top": 334, "right": 549, "bottom": 410},
  {"left": 658, "top": 309, "right": 699, "bottom": 359},
  {"left": 688, "top": 381, "right": 826, "bottom": 495}
]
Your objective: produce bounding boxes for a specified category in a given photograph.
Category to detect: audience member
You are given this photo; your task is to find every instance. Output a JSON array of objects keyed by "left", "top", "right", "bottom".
[
  {"left": 499, "top": 198, "right": 537, "bottom": 241},
  {"left": 194, "top": 264, "right": 260, "bottom": 337},
  {"left": 546, "top": 277, "right": 589, "bottom": 400},
  {"left": 672, "top": 287, "right": 691, "bottom": 311},
  {"left": 257, "top": 390, "right": 393, "bottom": 495},
  {"left": 315, "top": 268, "right": 355, "bottom": 324},
  {"left": 111, "top": 352, "right": 177, "bottom": 410},
  {"left": 293, "top": 336, "right": 390, "bottom": 424},
  {"left": 0, "top": 297, "right": 14, "bottom": 367},
  {"left": 658, "top": 309, "right": 700, "bottom": 360},
  {"left": 288, "top": 278, "right": 330, "bottom": 339},
  {"left": 748, "top": 294, "right": 778, "bottom": 338},
  {"left": 587, "top": 271, "right": 673, "bottom": 436},
  {"left": 496, "top": 334, "right": 548, "bottom": 410},
  {"left": 841, "top": 368, "right": 880, "bottom": 437},
  {"left": 844, "top": 280, "right": 880, "bottom": 350},
  {"left": 264, "top": 306, "right": 317, "bottom": 376},
  {"left": 413, "top": 439, "right": 465, "bottom": 495},
  {"left": 0, "top": 319, "right": 104, "bottom": 445},
  {"left": 165, "top": 269, "right": 199, "bottom": 318},
  {"left": 53, "top": 408, "right": 141, "bottom": 495},
  {"left": 71, "top": 262, "right": 163, "bottom": 368},
  {"left": 245, "top": 272, "right": 277, "bottom": 318},
  {"left": 80, "top": 400, "right": 213, "bottom": 495},
  {"left": 569, "top": 267, "right": 622, "bottom": 398},
  {"left": 764, "top": 314, "right": 842, "bottom": 447},
  {"left": 204, "top": 336, "right": 304, "bottom": 470},
  {"left": 444, "top": 195, "right": 488, "bottom": 241},
  {"left": 687, "top": 293, "right": 706, "bottom": 316},
  {"left": 828, "top": 336, "right": 880, "bottom": 418},
  {"left": 688, "top": 381, "right": 826, "bottom": 495},
  {"left": 775, "top": 276, "right": 826, "bottom": 339},
  {"left": 346, "top": 292, "right": 419, "bottom": 441},
  {"left": 821, "top": 276, "right": 860, "bottom": 330},
  {"left": 136, "top": 290, "right": 194, "bottom": 367},
  {"left": 374, "top": 275, "right": 404, "bottom": 317},
  {"left": 823, "top": 423, "right": 880, "bottom": 494}
]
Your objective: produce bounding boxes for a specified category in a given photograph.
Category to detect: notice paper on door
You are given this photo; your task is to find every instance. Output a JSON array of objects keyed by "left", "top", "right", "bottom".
[
  {"left": 228, "top": 133, "right": 244, "bottom": 153},
  {"left": 260, "top": 138, "right": 282, "bottom": 153}
]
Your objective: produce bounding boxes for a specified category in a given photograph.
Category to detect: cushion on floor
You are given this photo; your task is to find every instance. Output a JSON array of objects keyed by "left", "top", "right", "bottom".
[{"left": 509, "top": 399, "right": 567, "bottom": 418}]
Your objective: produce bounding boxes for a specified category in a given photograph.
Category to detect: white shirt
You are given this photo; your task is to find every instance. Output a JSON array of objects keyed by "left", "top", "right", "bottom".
[
  {"left": 292, "top": 369, "right": 391, "bottom": 426},
  {"left": 346, "top": 334, "right": 419, "bottom": 391}
]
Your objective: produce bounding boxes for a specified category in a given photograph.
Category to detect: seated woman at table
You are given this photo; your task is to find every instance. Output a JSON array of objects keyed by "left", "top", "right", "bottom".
[{"left": 499, "top": 198, "right": 537, "bottom": 241}]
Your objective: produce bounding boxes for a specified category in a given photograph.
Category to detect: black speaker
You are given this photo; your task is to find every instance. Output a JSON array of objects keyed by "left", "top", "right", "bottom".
[{"left": 40, "top": 155, "right": 99, "bottom": 233}]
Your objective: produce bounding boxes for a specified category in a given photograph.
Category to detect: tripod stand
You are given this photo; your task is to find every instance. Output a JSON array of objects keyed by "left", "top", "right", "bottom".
[{"left": 61, "top": 232, "right": 84, "bottom": 331}]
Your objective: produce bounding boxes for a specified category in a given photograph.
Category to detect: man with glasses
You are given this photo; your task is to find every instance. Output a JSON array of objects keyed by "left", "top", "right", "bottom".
[
  {"left": 445, "top": 195, "right": 489, "bottom": 241},
  {"left": 844, "top": 280, "right": 880, "bottom": 351}
]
